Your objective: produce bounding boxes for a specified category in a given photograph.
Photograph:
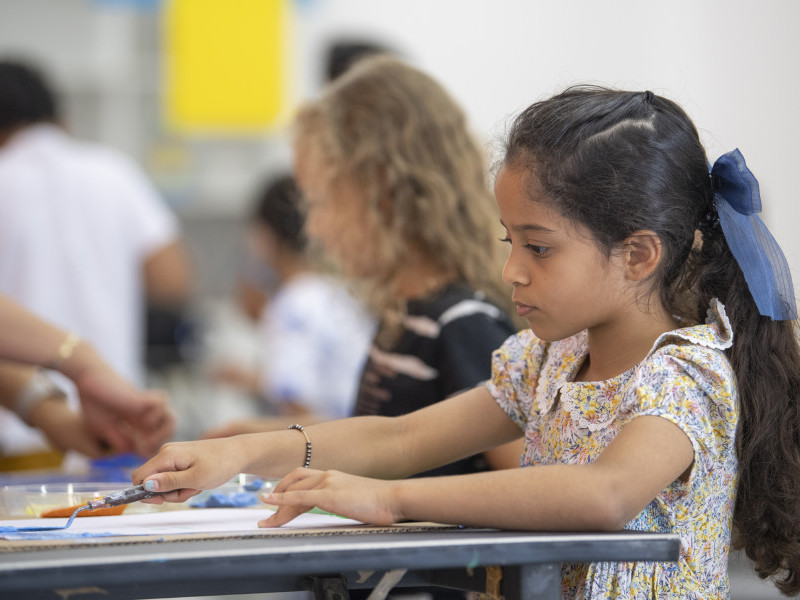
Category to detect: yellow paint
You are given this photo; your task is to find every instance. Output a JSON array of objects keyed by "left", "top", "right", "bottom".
[{"left": 163, "top": 0, "right": 289, "bottom": 133}]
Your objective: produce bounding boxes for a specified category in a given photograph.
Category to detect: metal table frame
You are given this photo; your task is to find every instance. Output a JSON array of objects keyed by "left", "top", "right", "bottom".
[{"left": 0, "top": 528, "right": 680, "bottom": 599}]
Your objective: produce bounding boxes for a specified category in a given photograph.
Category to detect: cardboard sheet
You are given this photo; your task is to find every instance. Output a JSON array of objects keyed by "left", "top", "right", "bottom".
[{"left": 0, "top": 507, "right": 362, "bottom": 540}]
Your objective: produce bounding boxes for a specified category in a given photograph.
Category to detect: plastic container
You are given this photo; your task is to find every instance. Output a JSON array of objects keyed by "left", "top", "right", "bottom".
[
  {"left": 0, "top": 474, "right": 277, "bottom": 518},
  {"left": 0, "top": 482, "right": 157, "bottom": 518},
  {"left": 188, "top": 474, "right": 276, "bottom": 508}
]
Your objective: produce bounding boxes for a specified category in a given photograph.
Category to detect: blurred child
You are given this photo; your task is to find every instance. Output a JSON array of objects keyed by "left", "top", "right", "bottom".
[
  {"left": 136, "top": 85, "right": 800, "bottom": 598},
  {"left": 205, "top": 174, "right": 374, "bottom": 437}
]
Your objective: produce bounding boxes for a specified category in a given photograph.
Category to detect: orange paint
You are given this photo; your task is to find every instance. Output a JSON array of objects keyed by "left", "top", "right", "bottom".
[{"left": 40, "top": 504, "right": 126, "bottom": 518}]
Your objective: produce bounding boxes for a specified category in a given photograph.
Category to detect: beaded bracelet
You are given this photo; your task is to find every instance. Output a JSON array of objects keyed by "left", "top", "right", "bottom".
[{"left": 287, "top": 424, "right": 312, "bottom": 468}]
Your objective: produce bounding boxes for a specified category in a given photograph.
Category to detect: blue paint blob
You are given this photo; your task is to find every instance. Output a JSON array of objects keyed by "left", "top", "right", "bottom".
[
  {"left": 243, "top": 479, "right": 264, "bottom": 492},
  {"left": 189, "top": 491, "right": 258, "bottom": 508}
]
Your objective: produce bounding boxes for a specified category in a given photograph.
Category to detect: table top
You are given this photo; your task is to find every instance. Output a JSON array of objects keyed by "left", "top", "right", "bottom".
[{"left": 0, "top": 527, "right": 680, "bottom": 599}]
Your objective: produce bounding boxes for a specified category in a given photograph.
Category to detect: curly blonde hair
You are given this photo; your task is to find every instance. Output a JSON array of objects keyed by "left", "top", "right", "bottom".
[{"left": 293, "top": 55, "right": 510, "bottom": 339}]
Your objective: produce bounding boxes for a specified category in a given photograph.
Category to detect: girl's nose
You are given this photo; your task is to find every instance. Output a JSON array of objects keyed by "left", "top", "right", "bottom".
[{"left": 501, "top": 251, "right": 529, "bottom": 287}]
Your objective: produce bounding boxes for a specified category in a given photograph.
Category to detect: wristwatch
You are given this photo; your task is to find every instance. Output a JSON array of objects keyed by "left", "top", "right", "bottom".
[{"left": 13, "top": 370, "right": 67, "bottom": 426}]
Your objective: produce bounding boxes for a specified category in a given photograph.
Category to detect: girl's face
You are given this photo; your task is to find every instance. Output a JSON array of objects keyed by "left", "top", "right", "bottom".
[
  {"left": 494, "top": 164, "right": 633, "bottom": 342},
  {"left": 294, "top": 146, "right": 377, "bottom": 279}
]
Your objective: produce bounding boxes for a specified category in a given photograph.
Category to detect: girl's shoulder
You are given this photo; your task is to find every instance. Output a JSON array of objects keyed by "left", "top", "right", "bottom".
[
  {"left": 635, "top": 299, "right": 736, "bottom": 394},
  {"left": 645, "top": 299, "right": 733, "bottom": 365},
  {"left": 652, "top": 299, "right": 733, "bottom": 354}
]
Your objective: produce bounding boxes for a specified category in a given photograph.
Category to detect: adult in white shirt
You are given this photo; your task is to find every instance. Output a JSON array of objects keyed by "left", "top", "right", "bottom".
[{"left": 0, "top": 60, "right": 192, "bottom": 458}]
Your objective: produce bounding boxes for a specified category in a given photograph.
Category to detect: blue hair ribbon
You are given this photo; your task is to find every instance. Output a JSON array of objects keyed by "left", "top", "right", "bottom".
[{"left": 711, "top": 149, "right": 797, "bottom": 320}]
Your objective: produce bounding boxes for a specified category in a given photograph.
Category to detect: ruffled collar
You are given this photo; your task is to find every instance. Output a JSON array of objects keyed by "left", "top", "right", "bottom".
[{"left": 645, "top": 298, "right": 733, "bottom": 356}]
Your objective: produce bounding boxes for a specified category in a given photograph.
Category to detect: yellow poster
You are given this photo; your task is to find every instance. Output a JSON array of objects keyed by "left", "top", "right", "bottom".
[{"left": 164, "top": 0, "right": 289, "bottom": 133}]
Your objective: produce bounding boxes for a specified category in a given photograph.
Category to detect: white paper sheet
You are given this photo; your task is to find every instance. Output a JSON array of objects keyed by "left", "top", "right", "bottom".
[{"left": 0, "top": 507, "right": 362, "bottom": 539}]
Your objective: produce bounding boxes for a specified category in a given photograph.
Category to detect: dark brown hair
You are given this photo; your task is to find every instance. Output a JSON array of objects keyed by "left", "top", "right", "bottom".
[
  {"left": 0, "top": 60, "right": 58, "bottom": 130},
  {"left": 252, "top": 174, "right": 306, "bottom": 253},
  {"left": 503, "top": 85, "right": 800, "bottom": 595}
]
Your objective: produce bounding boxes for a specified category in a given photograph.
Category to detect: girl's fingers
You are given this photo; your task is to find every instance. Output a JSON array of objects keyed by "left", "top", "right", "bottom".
[
  {"left": 258, "top": 489, "right": 321, "bottom": 527},
  {"left": 258, "top": 472, "right": 329, "bottom": 527},
  {"left": 258, "top": 504, "right": 311, "bottom": 527},
  {"left": 271, "top": 468, "right": 323, "bottom": 493}
]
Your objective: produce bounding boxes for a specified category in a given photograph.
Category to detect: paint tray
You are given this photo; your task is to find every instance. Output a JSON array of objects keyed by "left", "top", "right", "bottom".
[{"left": 0, "top": 482, "right": 159, "bottom": 518}]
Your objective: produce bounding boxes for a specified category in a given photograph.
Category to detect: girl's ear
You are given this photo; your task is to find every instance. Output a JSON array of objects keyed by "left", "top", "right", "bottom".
[{"left": 622, "top": 230, "right": 662, "bottom": 281}]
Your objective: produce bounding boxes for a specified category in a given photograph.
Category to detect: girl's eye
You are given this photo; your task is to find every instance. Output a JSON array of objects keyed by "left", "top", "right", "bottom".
[
  {"left": 499, "top": 237, "right": 551, "bottom": 257},
  {"left": 526, "top": 244, "right": 551, "bottom": 257}
]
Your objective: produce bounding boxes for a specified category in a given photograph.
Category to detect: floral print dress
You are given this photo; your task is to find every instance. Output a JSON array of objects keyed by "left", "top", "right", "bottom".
[{"left": 486, "top": 300, "right": 738, "bottom": 599}]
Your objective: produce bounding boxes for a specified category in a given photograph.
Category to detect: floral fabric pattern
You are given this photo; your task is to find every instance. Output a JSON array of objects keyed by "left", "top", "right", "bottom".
[{"left": 486, "top": 300, "right": 738, "bottom": 599}]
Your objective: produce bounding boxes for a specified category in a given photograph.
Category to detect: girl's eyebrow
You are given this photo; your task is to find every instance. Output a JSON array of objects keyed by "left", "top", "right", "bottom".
[{"left": 499, "top": 220, "right": 557, "bottom": 234}]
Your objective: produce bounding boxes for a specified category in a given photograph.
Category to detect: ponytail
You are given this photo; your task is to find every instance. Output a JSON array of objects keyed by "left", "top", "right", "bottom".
[{"left": 686, "top": 211, "right": 800, "bottom": 595}]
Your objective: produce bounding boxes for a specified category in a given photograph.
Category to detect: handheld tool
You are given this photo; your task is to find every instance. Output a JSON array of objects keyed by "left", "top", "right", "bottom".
[{"left": 13, "top": 484, "right": 163, "bottom": 532}]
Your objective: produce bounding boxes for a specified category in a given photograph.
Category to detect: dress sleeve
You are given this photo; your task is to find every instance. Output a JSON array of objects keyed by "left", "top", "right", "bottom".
[
  {"left": 630, "top": 345, "right": 738, "bottom": 473},
  {"left": 435, "top": 311, "right": 515, "bottom": 398},
  {"left": 485, "top": 331, "right": 546, "bottom": 431}
]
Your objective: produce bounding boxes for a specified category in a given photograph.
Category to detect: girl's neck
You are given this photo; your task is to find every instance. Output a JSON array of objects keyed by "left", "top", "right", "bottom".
[{"left": 577, "top": 307, "right": 680, "bottom": 382}]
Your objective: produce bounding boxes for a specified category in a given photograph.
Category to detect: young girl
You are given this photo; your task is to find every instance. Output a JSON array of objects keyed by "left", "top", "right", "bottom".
[{"left": 134, "top": 86, "right": 800, "bottom": 598}]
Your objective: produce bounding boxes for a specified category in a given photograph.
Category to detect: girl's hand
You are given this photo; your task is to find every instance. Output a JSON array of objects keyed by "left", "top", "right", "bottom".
[
  {"left": 258, "top": 468, "right": 402, "bottom": 528},
  {"left": 131, "top": 437, "right": 247, "bottom": 503}
]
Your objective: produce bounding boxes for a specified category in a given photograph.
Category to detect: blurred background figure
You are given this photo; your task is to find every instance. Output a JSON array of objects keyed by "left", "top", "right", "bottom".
[
  {"left": 294, "top": 55, "right": 524, "bottom": 481},
  {"left": 204, "top": 173, "right": 374, "bottom": 437},
  {"left": 324, "top": 38, "right": 396, "bottom": 82},
  {"left": 0, "top": 293, "right": 174, "bottom": 464},
  {"left": 0, "top": 59, "right": 192, "bottom": 467}
]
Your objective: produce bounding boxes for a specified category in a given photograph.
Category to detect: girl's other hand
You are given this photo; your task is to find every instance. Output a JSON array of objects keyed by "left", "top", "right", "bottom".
[
  {"left": 131, "top": 437, "right": 246, "bottom": 503},
  {"left": 258, "top": 468, "right": 401, "bottom": 528}
]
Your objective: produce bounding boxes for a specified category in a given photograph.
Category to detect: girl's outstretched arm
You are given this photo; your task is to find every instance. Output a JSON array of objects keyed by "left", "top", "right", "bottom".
[
  {"left": 260, "top": 415, "right": 694, "bottom": 531},
  {"left": 132, "top": 386, "right": 523, "bottom": 502}
]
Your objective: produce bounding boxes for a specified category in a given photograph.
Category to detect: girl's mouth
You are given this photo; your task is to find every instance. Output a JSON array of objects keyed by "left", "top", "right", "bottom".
[{"left": 515, "top": 303, "right": 534, "bottom": 317}]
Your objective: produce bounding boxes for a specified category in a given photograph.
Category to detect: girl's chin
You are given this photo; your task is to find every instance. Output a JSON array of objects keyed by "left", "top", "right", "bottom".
[{"left": 527, "top": 322, "right": 574, "bottom": 343}]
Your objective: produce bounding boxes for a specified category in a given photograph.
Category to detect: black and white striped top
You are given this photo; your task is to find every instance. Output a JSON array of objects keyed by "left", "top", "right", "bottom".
[{"left": 354, "top": 283, "right": 517, "bottom": 477}]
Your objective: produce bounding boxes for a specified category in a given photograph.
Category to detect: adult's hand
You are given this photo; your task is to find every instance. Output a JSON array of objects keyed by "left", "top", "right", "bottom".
[
  {"left": 71, "top": 357, "right": 174, "bottom": 456},
  {"left": 60, "top": 341, "right": 174, "bottom": 456},
  {"left": 28, "top": 395, "right": 108, "bottom": 458}
]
